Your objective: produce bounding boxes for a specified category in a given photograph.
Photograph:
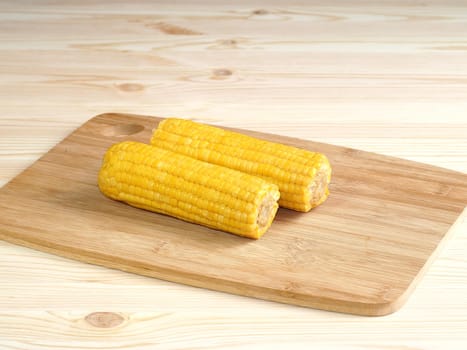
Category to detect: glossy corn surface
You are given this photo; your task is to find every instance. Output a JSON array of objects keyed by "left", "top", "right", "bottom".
[
  {"left": 98, "top": 141, "right": 280, "bottom": 239},
  {"left": 151, "top": 119, "right": 331, "bottom": 212}
]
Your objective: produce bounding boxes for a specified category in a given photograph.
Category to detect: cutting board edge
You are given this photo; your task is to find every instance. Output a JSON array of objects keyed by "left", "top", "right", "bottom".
[
  {"left": 3, "top": 208, "right": 465, "bottom": 317},
  {"left": 1, "top": 207, "right": 464, "bottom": 317},
  {"left": 0, "top": 225, "right": 425, "bottom": 317},
  {"left": 394, "top": 207, "right": 466, "bottom": 310}
]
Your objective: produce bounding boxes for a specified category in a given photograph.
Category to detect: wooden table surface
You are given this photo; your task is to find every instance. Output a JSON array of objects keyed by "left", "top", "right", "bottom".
[{"left": 0, "top": 0, "right": 466, "bottom": 348}]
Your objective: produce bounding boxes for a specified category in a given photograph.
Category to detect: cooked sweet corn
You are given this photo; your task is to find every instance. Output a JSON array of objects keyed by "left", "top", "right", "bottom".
[
  {"left": 98, "top": 141, "right": 280, "bottom": 239},
  {"left": 151, "top": 119, "right": 331, "bottom": 212}
]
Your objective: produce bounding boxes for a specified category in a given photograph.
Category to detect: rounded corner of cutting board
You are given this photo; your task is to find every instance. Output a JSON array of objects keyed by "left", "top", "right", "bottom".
[
  {"left": 85, "top": 112, "right": 125, "bottom": 125},
  {"left": 81, "top": 112, "right": 163, "bottom": 139},
  {"left": 356, "top": 293, "right": 407, "bottom": 317},
  {"left": 91, "top": 112, "right": 127, "bottom": 120},
  {"left": 306, "top": 285, "right": 409, "bottom": 316},
  {"left": 90, "top": 112, "right": 163, "bottom": 123}
]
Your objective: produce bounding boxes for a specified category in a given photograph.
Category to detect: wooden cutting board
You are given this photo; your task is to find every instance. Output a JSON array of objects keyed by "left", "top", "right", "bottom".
[{"left": 0, "top": 113, "right": 466, "bottom": 316}]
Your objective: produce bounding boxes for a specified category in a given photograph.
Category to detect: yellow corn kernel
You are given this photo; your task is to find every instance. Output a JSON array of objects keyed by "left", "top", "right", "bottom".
[
  {"left": 98, "top": 141, "right": 280, "bottom": 239},
  {"left": 151, "top": 119, "right": 331, "bottom": 212}
]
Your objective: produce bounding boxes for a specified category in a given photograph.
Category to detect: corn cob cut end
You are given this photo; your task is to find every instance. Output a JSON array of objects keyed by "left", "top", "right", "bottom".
[
  {"left": 280, "top": 153, "right": 332, "bottom": 213},
  {"left": 308, "top": 154, "right": 332, "bottom": 210},
  {"left": 254, "top": 189, "right": 280, "bottom": 239}
]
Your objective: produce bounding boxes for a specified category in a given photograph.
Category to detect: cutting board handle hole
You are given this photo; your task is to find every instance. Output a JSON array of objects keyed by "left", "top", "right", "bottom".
[{"left": 101, "top": 123, "right": 145, "bottom": 137}]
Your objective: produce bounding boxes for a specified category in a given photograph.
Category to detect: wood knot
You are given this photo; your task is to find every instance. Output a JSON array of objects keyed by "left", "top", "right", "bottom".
[
  {"left": 252, "top": 9, "right": 268, "bottom": 15},
  {"left": 211, "top": 68, "right": 233, "bottom": 79},
  {"left": 117, "top": 83, "right": 145, "bottom": 92},
  {"left": 221, "top": 39, "right": 237, "bottom": 47},
  {"left": 434, "top": 184, "right": 452, "bottom": 196},
  {"left": 153, "top": 240, "right": 169, "bottom": 253},
  {"left": 85, "top": 312, "right": 125, "bottom": 329},
  {"left": 152, "top": 22, "right": 202, "bottom": 35}
]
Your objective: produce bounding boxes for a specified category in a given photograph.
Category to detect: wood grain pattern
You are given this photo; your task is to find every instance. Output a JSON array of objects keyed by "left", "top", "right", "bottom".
[
  {"left": 0, "top": 113, "right": 465, "bottom": 317},
  {"left": 1, "top": 0, "right": 467, "bottom": 348}
]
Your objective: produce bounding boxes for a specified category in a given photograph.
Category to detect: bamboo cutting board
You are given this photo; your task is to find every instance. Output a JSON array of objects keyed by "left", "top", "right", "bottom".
[{"left": 0, "top": 113, "right": 466, "bottom": 316}]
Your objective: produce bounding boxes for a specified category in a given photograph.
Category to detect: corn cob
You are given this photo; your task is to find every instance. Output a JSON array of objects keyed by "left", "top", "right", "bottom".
[
  {"left": 151, "top": 118, "right": 331, "bottom": 212},
  {"left": 98, "top": 141, "right": 280, "bottom": 239}
]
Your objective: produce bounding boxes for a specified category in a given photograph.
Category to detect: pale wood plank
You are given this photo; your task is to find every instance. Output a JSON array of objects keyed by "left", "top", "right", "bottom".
[{"left": 0, "top": 0, "right": 466, "bottom": 348}]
